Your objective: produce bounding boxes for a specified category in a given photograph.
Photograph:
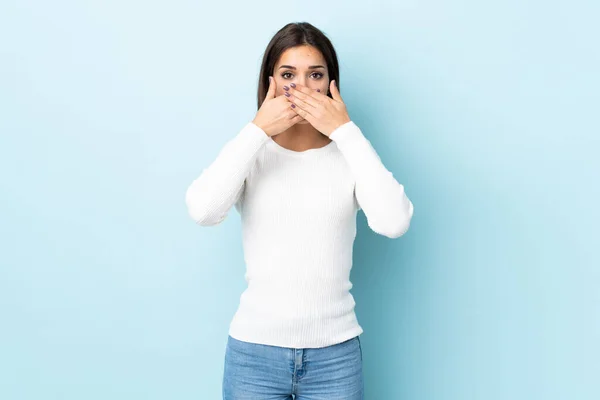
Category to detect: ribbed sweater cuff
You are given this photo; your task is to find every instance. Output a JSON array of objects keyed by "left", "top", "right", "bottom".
[
  {"left": 240, "top": 122, "right": 271, "bottom": 147},
  {"left": 328, "top": 121, "right": 363, "bottom": 149}
]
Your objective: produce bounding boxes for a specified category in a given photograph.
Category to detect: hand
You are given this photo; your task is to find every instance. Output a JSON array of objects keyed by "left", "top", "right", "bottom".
[
  {"left": 253, "top": 76, "right": 304, "bottom": 137},
  {"left": 284, "top": 80, "right": 351, "bottom": 136}
]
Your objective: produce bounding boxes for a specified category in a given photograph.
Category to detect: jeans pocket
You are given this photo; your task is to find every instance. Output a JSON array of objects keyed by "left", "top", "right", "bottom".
[{"left": 357, "top": 335, "right": 363, "bottom": 361}]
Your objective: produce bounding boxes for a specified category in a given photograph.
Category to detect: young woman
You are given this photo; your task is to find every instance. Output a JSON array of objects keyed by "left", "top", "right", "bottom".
[{"left": 185, "top": 22, "right": 414, "bottom": 400}]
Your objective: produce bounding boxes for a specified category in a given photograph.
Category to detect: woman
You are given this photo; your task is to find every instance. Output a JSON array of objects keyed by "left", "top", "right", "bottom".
[{"left": 185, "top": 22, "right": 414, "bottom": 400}]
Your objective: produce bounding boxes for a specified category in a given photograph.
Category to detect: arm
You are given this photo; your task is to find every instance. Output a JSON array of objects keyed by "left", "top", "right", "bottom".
[
  {"left": 329, "top": 121, "right": 414, "bottom": 238},
  {"left": 185, "top": 122, "right": 270, "bottom": 226}
]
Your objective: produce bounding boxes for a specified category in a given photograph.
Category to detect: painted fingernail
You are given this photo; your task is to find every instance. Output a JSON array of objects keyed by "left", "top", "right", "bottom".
[
  {"left": 291, "top": 104, "right": 296, "bottom": 108},
  {"left": 290, "top": 83, "right": 296, "bottom": 88},
  {"left": 283, "top": 85, "right": 289, "bottom": 91},
  {"left": 317, "top": 89, "right": 320, "bottom": 92},
  {"left": 284, "top": 92, "right": 290, "bottom": 97}
]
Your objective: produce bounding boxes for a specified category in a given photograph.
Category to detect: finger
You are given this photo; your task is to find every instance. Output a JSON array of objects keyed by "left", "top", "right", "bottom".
[
  {"left": 287, "top": 83, "right": 322, "bottom": 108},
  {"left": 288, "top": 82, "right": 330, "bottom": 104},
  {"left": 330, "top": 80, "right": 343, "bottom": 103},
  {"left": 290, "top": 102, "right": 314, "bottom": 123},
  {"left": 265, "top": 76, "right": 276, "bottom": 100},
  {"left": 285, "top": 104, "right": 302, "bottom": 119},
  {"left": 288, "top": 95, "right": 315, "bottom": 116}
]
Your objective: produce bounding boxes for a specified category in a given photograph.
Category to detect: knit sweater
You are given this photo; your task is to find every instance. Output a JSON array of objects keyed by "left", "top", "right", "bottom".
[{"left": 185, "top": 120, "right": 414, "bottom": 348}]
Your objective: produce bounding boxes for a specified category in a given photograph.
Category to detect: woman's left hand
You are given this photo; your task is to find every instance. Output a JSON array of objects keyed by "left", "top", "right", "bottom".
[{"left": 284, "top": 80, "right": 351, "bottom": 137}]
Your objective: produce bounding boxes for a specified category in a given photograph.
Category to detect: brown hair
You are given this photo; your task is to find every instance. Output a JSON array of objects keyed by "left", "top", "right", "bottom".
[{"left": 256, "top": 22, "right": 340, "bottom": 110}]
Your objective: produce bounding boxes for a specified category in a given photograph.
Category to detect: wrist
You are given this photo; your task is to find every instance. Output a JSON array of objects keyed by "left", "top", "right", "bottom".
[{"left": 251, "top": 120, "right": 269, "bottom": 136}]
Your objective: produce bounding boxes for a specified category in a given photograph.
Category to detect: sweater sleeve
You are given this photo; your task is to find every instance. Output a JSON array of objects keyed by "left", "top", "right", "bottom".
[
  {"left": 329, "top": 121, "right": 414, "bottom": 238},
  {"left": 185, "top": 122, "right": 270, "bottom": 226}
]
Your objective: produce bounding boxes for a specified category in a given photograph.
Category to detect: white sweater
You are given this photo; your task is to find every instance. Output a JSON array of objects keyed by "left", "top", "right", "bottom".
[{"left": 185, "top": 120, "right": 414, "bottom": 348}]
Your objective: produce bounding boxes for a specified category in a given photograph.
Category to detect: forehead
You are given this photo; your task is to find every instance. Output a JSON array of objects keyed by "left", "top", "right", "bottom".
[{"left": 276, "top": 45, "right": 326, "bottom": 68}]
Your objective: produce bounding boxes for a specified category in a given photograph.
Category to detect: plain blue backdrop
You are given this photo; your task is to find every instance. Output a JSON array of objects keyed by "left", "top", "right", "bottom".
[{"left": 1, "top": 1, "right": 598, "bottom": 399}]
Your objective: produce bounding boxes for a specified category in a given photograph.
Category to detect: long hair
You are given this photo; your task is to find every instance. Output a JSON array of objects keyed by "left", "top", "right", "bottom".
[{"left": 257, "top": 22, "right": 340, "bottom": 110}]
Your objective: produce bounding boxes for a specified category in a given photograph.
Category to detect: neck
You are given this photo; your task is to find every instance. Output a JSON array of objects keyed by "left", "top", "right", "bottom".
[{"left": 273, "top": 123, "right": 332, "bottom": 152}]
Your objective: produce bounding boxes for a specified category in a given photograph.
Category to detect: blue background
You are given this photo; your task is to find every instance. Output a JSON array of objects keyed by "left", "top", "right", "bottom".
[{"left": 1, "top": 1, "right": 598, "bottom": 399}]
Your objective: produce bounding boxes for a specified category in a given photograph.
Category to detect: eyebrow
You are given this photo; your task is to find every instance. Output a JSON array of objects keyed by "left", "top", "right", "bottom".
[{"left": 278, "top": 65, "right": 326, "bottom": 70}]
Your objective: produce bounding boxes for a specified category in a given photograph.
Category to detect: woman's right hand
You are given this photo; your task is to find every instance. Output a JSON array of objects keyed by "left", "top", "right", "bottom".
[{"left": 252, "top": 76, "right": 304, "bottom": 137}]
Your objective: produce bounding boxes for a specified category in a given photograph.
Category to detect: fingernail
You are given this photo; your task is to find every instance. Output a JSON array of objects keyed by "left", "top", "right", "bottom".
[
  {"left": 284, "top": 92, "right": 290, "bottom": 97},
  {"left": 283, "top": 85, "right": 289, "bottom": 91},
  {"left": 290, "top": 83, "right": 296, "bottom": 88},
  {"left": 291, "top": 104, "right": 296, "bottom": 108},
  {"left": 317, "top": 89, "right": 320, "bottom": 92},
  {"left": 334, "top": 80, "right": 337, "bottom": 87}
]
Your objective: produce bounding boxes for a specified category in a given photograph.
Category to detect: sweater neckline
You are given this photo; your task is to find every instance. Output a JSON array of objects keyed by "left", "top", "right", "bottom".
[{"left": 267, "top": 137, "right": 336, "bottom": 156}]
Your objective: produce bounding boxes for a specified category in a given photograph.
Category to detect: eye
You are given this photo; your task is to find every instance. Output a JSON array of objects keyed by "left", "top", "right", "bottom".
[{"left": 281, "top": 72, "right": 325, "bottom": 80}]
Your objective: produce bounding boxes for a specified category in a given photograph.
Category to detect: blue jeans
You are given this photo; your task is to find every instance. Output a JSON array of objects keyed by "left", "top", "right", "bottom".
[{"left": 223, "top": 334, "right": 364, "bottom": 399}]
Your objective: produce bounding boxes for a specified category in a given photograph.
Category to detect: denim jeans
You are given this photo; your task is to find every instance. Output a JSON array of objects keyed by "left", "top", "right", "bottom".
[{"left": 223, "top": 334, "right": 364, "bottom": 400}]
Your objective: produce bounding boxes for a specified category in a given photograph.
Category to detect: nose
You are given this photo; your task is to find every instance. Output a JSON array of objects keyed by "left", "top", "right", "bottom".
[{"left": 294, "top": 77, "right": 308, "bottom": 87}]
